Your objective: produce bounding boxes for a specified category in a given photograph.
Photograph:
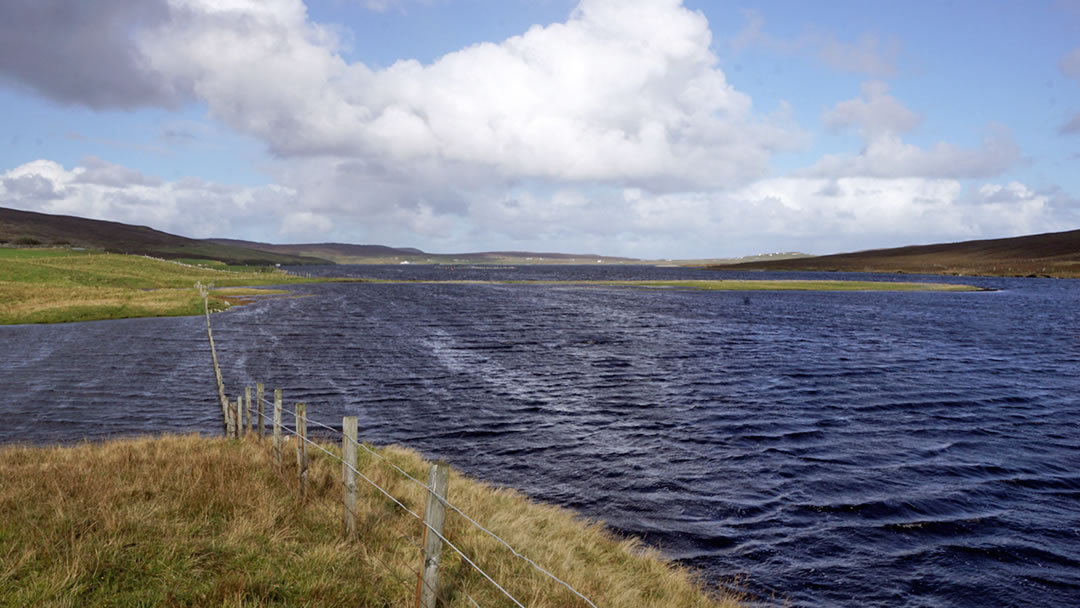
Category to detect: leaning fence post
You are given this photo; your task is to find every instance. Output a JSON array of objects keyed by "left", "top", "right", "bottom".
[
  {"left": 342, "top": 416, "right": 358, "bottom": 538},
  {"left": 245, "top": 386, "right": 252, "bottom": 434},
  {"left": 256, "top": 382, "right": 265, "bottom": 439},
  {"left": 418, "top": 462, "right": 450, "bottom": 608},
  {"left": 295, "top": 403, "right": 308, "bottom": 501},
  {"left": 273, "top": 389, "right": 283, "bottom": 468}
]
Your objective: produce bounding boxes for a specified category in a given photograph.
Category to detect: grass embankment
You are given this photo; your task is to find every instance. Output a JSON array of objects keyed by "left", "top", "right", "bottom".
[
  {"left": 0, "top": 434, "right": 739, "bottom": 607},
  {"left": 0, "top": 248, "right": 329, "bottom": 325}
]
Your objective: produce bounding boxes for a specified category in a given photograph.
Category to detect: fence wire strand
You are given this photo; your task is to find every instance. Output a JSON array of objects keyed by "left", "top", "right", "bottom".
[
  {"left": 265, "top": 409, "right": 525, "bottom": 608},
  {"left": 284, "top": 404, "right": 597, "bottom": 608},
  {"left": 248, "top": 396, "right": 595, "bottom": 607}
]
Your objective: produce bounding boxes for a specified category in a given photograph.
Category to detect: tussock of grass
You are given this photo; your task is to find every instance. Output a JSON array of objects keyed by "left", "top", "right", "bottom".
[{"left": 0, "top": 435, "right": 741, "bottom": 607}]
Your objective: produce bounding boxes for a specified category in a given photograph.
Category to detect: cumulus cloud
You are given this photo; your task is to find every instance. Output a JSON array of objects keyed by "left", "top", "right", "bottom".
[
  {"left": 822, "top": 81, "right": 921, "bottom": 137},
  {"left": 0, "top": 0, "right": 184, "bottom": 109},
  {"left": 139, "top": 0, "right": 797, "bottom": 189}
]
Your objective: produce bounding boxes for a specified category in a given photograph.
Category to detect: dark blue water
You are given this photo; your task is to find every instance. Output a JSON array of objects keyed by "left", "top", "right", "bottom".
[{"left": 2, "top": 265, "right": 1079, "bottom": 606}]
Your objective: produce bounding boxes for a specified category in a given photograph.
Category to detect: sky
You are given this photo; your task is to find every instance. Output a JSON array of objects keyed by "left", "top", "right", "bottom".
[{"left": 0, "top": 0, "right": 1078, "bottom": 259}]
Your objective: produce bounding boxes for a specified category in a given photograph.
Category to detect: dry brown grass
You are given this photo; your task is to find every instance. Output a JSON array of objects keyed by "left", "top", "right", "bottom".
[{"left": 0, "top": 434, "right": 741, "bottom": 607}]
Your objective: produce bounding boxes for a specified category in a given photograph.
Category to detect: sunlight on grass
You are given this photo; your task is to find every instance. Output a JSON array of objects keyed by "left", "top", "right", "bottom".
[{"left": 0, "top": 249, "right": 334, "bottom": 324}]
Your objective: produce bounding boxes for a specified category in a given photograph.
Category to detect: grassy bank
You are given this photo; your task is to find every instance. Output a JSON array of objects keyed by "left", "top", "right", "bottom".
[
  {"left": 0, "top": 248, "right": 329, "bottom": 324},
  {"left": 0, "top": 434, "right": 740, "bottom": 607},
  {"left": 373, "top": 278, "right": 984, "bottom": 292}
]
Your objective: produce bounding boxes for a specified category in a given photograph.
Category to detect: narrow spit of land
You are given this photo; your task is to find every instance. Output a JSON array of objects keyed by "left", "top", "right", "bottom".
[
  {"left": 0, "top": 434, "right": 741, "bottom": 608},
  {"left": 368, "top": 278, "right": 986, "bottom": 292}
]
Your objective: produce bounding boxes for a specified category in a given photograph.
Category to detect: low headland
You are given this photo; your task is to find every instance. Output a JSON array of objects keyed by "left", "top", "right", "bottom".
[{"left": 0, "top": 247, "right": 342, "bottom": 325}]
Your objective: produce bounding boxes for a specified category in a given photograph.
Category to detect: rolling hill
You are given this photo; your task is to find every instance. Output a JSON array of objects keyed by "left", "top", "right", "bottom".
[
  {"left": 207, "top": 238, "right": 640, "bottom": 265},
  {"left": 708, "top": 230, "right": 1080, "bottom": 278},
  {"left": 0, "top": 207, "right": 328, "bottom": 266}
]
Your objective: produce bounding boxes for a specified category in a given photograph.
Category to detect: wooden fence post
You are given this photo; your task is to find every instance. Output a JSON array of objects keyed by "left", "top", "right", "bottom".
[
  {"left": 256, "top": 382, "right": 265, "bottom": 439},
  {"left": 342, "top": 416, "right": 358, "bottom": 538},
  {"left": 245, "top": 386, "right": 252, "bottom": 434},
  {"left": 418, "top": 462, "right": 450, "bottom": 608},
  {"left": 273, "top": 389, "right": 283, "bottom": 468},
  {"left": 196, "top": 281, "right": 229, "bottom": 434},
  {"left": 226, "top": 399, "right": 236, "bottom": 439},
  {"left": 234, "top": 397, "right": 242, "bottom": 439},
  {"left": 295, "top": 403, "right": 308, "bottom": 501}
]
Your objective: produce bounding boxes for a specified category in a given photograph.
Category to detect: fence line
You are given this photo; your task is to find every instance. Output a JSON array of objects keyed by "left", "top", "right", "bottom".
[
  {"left": 270, "top": 398, "right": 598, "bottom": 608},
  {"left": 248, "top": 403, "right": 520, "bottom": 608}
]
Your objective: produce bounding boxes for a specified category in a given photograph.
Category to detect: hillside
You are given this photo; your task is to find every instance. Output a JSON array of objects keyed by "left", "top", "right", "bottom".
[
  {"left": 208, "top": 238, "right": 640, "bottom": 265},
  {"left": 708, "top": 230, "right": 1080, "bottom": 278},
  {"left": 0, "top": 207, "right": 328, "bottom": 266}
]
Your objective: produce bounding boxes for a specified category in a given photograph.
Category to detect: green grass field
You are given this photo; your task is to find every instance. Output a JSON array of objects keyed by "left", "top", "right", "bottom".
[{"left": 0, "top": 248, "right": 326, "bottom": 325}]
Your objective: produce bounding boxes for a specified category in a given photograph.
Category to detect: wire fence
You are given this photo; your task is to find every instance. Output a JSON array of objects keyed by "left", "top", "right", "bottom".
[
  {"left": 232, "top": 389, "right": 598, "bottom": 608},
  {"left": 197, "top": 285, "right": 597, "bottom": 607}
]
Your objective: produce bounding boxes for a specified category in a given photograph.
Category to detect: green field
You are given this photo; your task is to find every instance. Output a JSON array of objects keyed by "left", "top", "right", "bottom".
[{"left": 0, "top": 248, "right": 329, "bottom": 325}]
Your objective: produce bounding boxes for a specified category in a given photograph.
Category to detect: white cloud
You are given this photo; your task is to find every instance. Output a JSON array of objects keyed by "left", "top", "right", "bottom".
[
  {"left": 804, "top": 128, "right": 1020, "bottom": 179},
  {"left": 822, "top": 81, "right": 921, "bottom": 137},
  {"left": 134, "top": 0, "right": 798, "bottom": 190},
  {"left": 0, "top": 159, "right": 300, "bottom": 241},
  {"left": 812, "top": 83, "right": 1019, "bottom": 179}
]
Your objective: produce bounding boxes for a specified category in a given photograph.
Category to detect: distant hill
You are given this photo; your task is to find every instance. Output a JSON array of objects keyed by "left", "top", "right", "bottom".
[
  {"left": 708, "top": 230, "right": 1080, "bottom": 278},
  {"left": 208, "top": 239, "right": 640, "bottom": 265},
  {"left": 0, "top": 207, "right": 328, "bottom": 266}
]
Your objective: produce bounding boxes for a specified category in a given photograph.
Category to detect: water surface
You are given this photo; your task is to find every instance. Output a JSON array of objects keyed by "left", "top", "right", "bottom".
[{"left": 2, "top": 265, "right": 1078, "bottom": 606}]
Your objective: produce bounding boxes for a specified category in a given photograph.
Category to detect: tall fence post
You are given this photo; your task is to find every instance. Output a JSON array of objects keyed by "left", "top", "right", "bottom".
[
  {"left": 295, "top": 403, "right": 308, "bottom": 501},
  {"left": 226, "top": 399, "right": 236, "bottom": 439},
  {"left": 234, "top": 397, "right": 243, "bottom": 439},
  {"left": 256, "top": 382, "right": 265, "bottom": 439},
  {"left": 273, "top": 389, "right": 283, "bottom": 468},
  {"left": 418, "top": 462, "right": 450, "bottom": 608},
  {"left": 245, "top": 386, "right": 252, "bottom": 435},
  {"left": 342, "top": 416, "right": 358, "bottom": 538}
]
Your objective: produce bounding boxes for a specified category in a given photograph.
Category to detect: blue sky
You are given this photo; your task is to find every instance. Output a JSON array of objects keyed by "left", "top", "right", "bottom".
[{"left": 1, "top": 0, "right": 1078, "bottom": 258}]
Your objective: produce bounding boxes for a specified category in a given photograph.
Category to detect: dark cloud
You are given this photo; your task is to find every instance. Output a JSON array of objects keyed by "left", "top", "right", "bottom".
[{"left": 0, "top": 0, "right": 185, "bottom": 108}]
